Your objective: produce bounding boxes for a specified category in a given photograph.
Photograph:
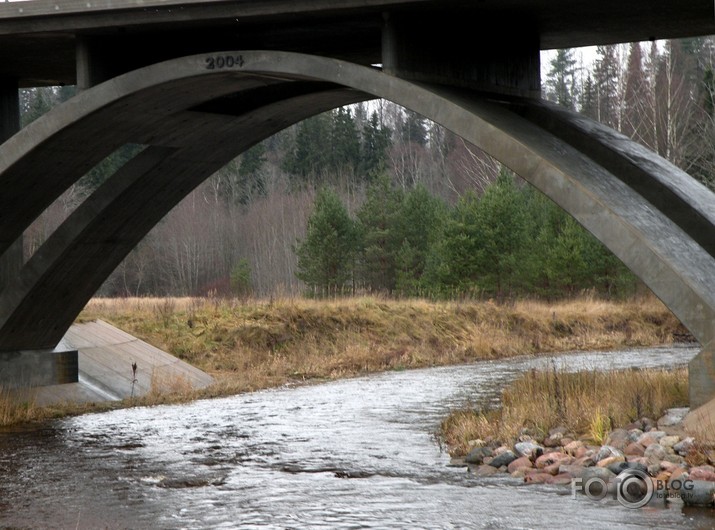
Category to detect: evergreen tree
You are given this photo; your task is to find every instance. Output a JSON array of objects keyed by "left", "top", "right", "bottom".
[
  {"left": 237, "top": 143, "right": 267, "bottom": 204},
  {"left": 395, "top": 185, "right": 446, "bottom": 295},
  {"left": 329, "top": 106, "right": 361, "bottom": 174},
  {"left": 399, "top": 110, "right": 428, "bottom": 146},
  {"left": 546, "top": 48, "right": 578, "bottom": 109},
  {"left": 294, "top": 188, "right": 357, "bottom": 296},
  {"left": 356, "top": 175, "right": 405, "bottom": 292},
  {"left": 282, "top": 113, "right": 331, "bottom": 181},
  {"left": 593, "top": 45, "right": 621, "bottom": 128},
  {"left": 359, "top": 111, "right": 392, "bottom": 180}
]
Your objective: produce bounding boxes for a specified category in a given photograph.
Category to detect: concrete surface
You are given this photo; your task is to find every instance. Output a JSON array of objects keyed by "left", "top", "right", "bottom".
[{"left": 18, "top": 319, "right": 214, "bottom": 407}]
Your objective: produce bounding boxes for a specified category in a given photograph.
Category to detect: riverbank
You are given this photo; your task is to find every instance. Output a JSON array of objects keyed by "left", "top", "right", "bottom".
[
  {"left": 441, "top": 366, "right": 715, "bottom": 508},
  {"left": 1, "top": 295, "right": 692, "bottom": 425}
]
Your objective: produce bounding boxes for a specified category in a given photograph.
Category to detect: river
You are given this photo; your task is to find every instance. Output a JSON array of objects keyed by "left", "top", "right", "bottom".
[{"left": 1, "top": 344, "right": 713, "bottom": 529}]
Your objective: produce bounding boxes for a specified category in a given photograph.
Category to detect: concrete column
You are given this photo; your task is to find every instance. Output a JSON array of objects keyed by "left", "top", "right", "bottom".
[
  {"left": 382, "top": 12, "right": 541, "bottom": 98},
  {"left": 76, "top": 36, "right": 114, "bottom": 91},
  {"left": 0, "top": 77, "right": 23, "bottom": 294}
]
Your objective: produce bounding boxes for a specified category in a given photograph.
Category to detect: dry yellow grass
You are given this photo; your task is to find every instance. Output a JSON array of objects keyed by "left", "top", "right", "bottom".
[
  {"left": 440, "top": 367, "right": 689, "bottom": 456},
  {"left": 0, "top": 294, "right": 689, "bottom": 427}
]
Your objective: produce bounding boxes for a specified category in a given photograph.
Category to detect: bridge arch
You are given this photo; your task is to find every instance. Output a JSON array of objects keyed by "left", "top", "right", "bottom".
[{"left": 2, "top": 51, "right": 715, "bottom": 401}]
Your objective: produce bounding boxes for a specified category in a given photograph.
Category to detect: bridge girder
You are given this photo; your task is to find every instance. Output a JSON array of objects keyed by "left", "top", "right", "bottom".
[{"left": 1, "top": 52, "right": 715, "bottom": 404}]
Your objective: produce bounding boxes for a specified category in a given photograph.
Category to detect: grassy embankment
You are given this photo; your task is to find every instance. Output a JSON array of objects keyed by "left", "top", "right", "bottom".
[
  {"left": 440, "top": 367, "right": 690, "bottom": 456},
  {"left": 0, "top": 294, "right": 691, "bottom": 426}
]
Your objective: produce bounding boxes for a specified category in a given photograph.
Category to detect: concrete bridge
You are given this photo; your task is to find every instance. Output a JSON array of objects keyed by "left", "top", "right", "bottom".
[{"left": 2, "top": 0, "right": 715, "bottom": 406}]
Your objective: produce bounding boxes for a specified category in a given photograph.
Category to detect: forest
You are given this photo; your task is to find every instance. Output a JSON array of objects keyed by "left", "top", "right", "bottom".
[{"left": 18, "top": 37, "right": 715, "bottom": 299}]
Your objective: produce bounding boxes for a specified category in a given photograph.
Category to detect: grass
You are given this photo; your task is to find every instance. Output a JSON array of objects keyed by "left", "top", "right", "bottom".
[
  {"left": 440, "top": 366, "right": 689, "bottom": 456},
  {"left": 0, "top": 294, "right": 690, "bottom": 427}
]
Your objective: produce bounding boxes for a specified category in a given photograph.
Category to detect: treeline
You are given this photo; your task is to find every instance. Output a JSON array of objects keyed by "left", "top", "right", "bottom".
[
  {"left": 295, "top": 171, "right": 635, "bottom": 299},
  {"left": 16, "top": 36, "right": 715, "bottom": 298}
]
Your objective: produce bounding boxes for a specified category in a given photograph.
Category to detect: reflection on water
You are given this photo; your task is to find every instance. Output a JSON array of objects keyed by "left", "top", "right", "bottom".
[{"left": 1, "top": 344, "right": 712, "bottom": 529}]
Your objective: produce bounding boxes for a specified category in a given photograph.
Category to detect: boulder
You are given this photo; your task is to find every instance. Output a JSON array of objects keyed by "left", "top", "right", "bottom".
[
  {"left": 524, "top": 472, "right": 552, "bottom": 484},
  {"left": 489, "top": 450, "right": 518, "bottom": 468},
  {"left": 659, "top": 435, "right": 680, "bottom": 450},
  {"left": 644, "top": 444, "right": 668, "bottom": 466},
  {"left": 680, "top": 480, "right": 715, "bottom": 506},
  {"left": 465, "top": 446, "right": 493, "bottom": 465},
  {"left": 507, "top": 456, "right": 533, "bottom": 474},
  {"left": 606, "top": 461, "right": 630, "bottom": 475},
  {"left": 673, "top": 437, "right": 695, "bottom": 456},
  {"left": 514, "top": 441, "right": 544, "bottom": 459},
  {"left": 596, "top": 445, "right": 624, "bottom": 462},
  {"left": 657, "top": 407, "right": 689, "bottom": 428},
  {"left": 605, "top": 429, "right": 630, "bottom": 451},
  {"left": 597, "top": 455, "right": 626, "bottom": 469},
  {"left": 581, "top": 467, "right": 616, "bottom": 483},
  {"left": 624, "top": 443, "right": 645, "bottom": 457},
  {"left": 535, "top": 452, "right": 571, "bottom": 469},
  {"left": 689, "top": 466, "right": 715, "bottom": 482},
  {"left": 562, "top": 439, "right": 583, "bottom": 456},
  {"left": 468, "top": 464, "right": 499, "bottom": 477}
]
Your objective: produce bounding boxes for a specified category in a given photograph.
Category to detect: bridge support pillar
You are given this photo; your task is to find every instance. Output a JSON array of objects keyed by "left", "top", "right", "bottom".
[
  {"left": 689, "top": 341, "right": 715, "bottom": 409},
  {"left": 0, "top": 77, "right": 22, "bottom": 294},
  {"left": 382, "top": 12, "right": 540, "bottom": 98},
  {"left": 0, "top": 348, "right": 78, "bottom": 389}
]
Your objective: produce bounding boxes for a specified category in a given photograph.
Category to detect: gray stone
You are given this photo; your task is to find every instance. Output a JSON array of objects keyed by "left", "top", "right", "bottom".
[
  {"left": 596, "top": 445, "right": 624, "bottom": 462},
  {"left": 673, "top": 437, "right": 695, "bottom": 456},
  {"left": 679, "top": 480, "right": 715, "bottom": 506},
  {"left": 514, "top": 441, "right": 543, "bottom": 458},
  {"left": 465, "top": 446, "right": 493, "bottom": 465},
  {"left": 489, "top": 450, "right": 518, "bottom": 468},
  {"left": 581, "top": 467, "right": 617, "bottom": 483},
  {"left": 644, "top": 444, "right": 668, "bottom": 466},
  {"left": 657, "top": 407, "right": 690, "bottom": 428}
]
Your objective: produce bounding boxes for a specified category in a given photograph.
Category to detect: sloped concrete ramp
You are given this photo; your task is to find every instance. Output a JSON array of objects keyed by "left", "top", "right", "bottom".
[{"left": 28, "top": 320, "right": 213, "bottom": 406}]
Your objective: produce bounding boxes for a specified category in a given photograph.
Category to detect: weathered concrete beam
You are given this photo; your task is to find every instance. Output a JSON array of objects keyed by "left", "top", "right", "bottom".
[
  {"left": 382, "top": 12, "right": 540, "bottom": 98},
  {"left": 0, "top": 77, "right": 22, "bottom": 294},
  {"left": 0, "top": 348, "right": 77, "bottom": 389}
]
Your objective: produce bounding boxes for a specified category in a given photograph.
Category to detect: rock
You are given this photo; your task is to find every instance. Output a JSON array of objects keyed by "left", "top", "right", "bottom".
[
  {"left": 624, "top": 462, "right": 649, "bottom": 475},
  {"left": 543, "top": 435, "right": 562, "bottom": 448},
  {"left": 641, "top": 418, "right": 656, "bottom": 431},
  {"left": 689, "top": 466, "right": 715, "bottom": 482},
  {"left": 581, "top": 467, "right": 616, "bottom": 483},
  {"left": 559, "top": 464, "right": 587, "bottom": 478},
  {"left": 489, "top": 450, "right": 518, "bottom": 468},
  {"left": 664, "top": 454, "right": 685, "bottom": 465},
  {"left": 659, "top": 435, "right": 680, "bottom": 449},
  {"left": 535, "top": 452, "right": 571, "bottom": 469},
  {"left": 465, "top": 446, "right": 493, "bottom": 465},
  {"left": 647, "top": 464, "right": 661, "bottom": 476},
  {"left": 624, "top": 420, "right": 643, "bottom": 431},
  {"left": 626, "top": 456, "right": 648, "bottom": 467},
  {"left": 573, "top": 456, "right": 595, "bottom": 467},
  {"left": 607, "top": 461, "right": 630, "bottom": 475},
  {"left": 655, "top": 471, "right": 672, "bottom": 483},
  {"left": 559, "top": 437, "right": 574, "bottom": 447},
  {"left": 605, "top": 429, "right": 630, "bottom": 451},
  {"left": 673, "top": 437, "right": 695, "bottom": 456},
  {"left": 659, "top": 461, "right": 682, "bottom": 474},
  {"left": 547, "top": 473, "right": 573, "bottom": 485},
  {"left": 668, "top": 467, "right": 689, "bottom": 487},
  {"left": 511, "top": 468, "right": 530, "bottom": 479},
  {"left": 597, "top": 455, "right": 626, "bottom": 469},
  {"left": 493, "top": 445, "right": 511, "bottom": 456},
  {"left": 627, "top": 429, "right": 644, "bottom": 442},
  {"left": 514, "top": 441, "right": 543, "bottom": 459},
  {"left": 467, "top": 439, "right": 486, "bottom": 448},
  {"left": 624, "top": 443, "right": 645, "bottom": 457},
  {"left": 562, "top": 440, "right": 583, "bottom": 456},
  {"left": 507, "top": 456, "right": 533, "bottom": 474},
  {"left": 524, "top": 472, "right": 553, "bottom": 484},
  {"left": 596, "top": 445, "right": 624, "bottom": 462},
  {"left": 680, "top": 480, "right": 715, "bottom": 506},
  {"left": 468, "top": 464, "right": 499, "bottom": 477},
  {"left": 644, "top": 444, "right": 668, "bottom": 466},
  {"left": 657, "top": 407, "right": 689, "bottom": 428}
]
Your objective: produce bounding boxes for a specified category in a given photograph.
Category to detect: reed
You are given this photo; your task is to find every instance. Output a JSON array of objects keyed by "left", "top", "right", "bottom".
[{"left": 440, "top": 366, "right": 689, "bottom": 456}]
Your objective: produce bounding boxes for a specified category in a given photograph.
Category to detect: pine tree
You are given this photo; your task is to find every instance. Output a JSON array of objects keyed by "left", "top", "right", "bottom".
[
  {"left": 356, "top": 175, "right": 404, "bottom": 293},
  {"left": 359, "top": 111, "right": 392, "bottom": 180},
  {"left": 294, "top": 188, "right": 357, "bottom": 296},
  {"left": 329, "top": 106, "right": 361, "bottom": 174},
  {"left": 546, "top": 48, "right": 578, "bottom": 109}
]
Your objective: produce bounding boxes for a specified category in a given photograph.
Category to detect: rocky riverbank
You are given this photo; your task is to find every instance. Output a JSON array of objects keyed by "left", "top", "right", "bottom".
[{"left": 451, "top": 408, "right": 715, "bottom": 508}]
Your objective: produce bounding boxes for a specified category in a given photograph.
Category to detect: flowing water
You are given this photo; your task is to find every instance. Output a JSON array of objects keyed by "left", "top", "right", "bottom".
[{"left": 1, "top": 344, "right": 713, "bottom": 529}]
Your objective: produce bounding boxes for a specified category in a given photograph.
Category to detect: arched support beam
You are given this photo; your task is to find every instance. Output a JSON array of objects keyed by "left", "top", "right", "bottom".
[{"left": 1, "top": 51, "right": 715, "bottom": 402}]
